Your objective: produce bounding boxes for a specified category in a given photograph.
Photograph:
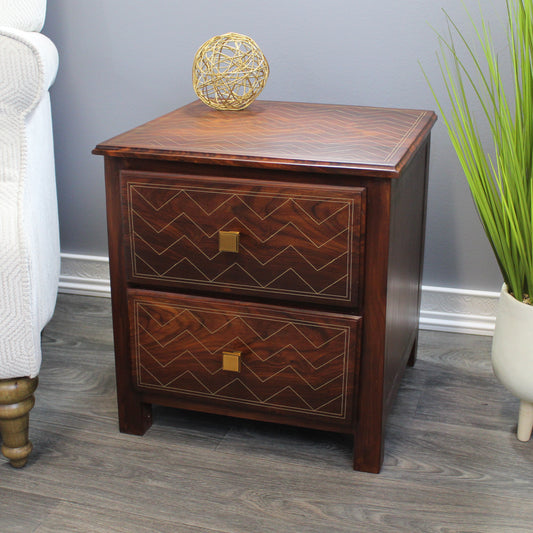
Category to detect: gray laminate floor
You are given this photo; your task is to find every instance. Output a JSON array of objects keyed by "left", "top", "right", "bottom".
[{"left": 1, "top": 293, "right": 532, "bottom": 532}]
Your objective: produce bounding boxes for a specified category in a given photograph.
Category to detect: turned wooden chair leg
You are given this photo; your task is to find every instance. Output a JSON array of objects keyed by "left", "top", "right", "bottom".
[{"left": 0, "top": 377, "right": 38, "bottom": 468}]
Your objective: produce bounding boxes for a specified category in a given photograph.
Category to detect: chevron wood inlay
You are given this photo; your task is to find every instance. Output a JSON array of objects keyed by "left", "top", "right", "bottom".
[
  {"left": 94, "top": 100, "right": 435, "bottom": 176},
  {"left": 129, "top": 291, "right": 361, "bottom": 421},
  {"left": 122, "top": 173, "right": 366, "bottom": 306}
]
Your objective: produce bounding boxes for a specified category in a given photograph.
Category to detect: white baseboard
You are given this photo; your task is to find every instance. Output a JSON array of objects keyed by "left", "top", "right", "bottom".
[
  {"left": 59, "top": 254, "right": 500, "bottom": 336},
  {"left": 59, "top": 253, "right": 110, "bottom": 297},
  {"left": 419, "top": 285, "right": 499, "bottom": 336}
]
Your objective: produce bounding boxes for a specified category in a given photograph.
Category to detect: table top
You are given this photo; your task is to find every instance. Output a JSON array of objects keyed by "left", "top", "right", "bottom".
[{"left": 93, "top": 100, "right": 436, "bottom": 177}]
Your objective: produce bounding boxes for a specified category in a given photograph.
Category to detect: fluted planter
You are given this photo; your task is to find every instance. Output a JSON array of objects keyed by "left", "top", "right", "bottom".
[{"left": 492, "top": 284, "right": 533, "bottom": 441}]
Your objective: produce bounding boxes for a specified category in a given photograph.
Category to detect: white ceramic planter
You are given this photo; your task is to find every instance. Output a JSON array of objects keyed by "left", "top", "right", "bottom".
[{"left": 492, "top": 284, "right": 533, "bottom": 441}]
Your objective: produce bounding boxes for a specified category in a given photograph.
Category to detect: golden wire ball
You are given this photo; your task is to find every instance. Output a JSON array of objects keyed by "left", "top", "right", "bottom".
[{"left": 192, "top": 33, "right": 269, "bottom": 111}]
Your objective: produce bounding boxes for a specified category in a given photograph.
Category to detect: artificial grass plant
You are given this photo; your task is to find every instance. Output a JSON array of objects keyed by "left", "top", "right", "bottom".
[{"left": 424, "top": 0, "right": 533, "bottom": 303}]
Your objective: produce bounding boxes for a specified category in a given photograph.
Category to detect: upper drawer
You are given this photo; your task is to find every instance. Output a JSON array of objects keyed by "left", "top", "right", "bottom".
[{"left": 121, "top": 171, "right": 366, "bottom": 307}]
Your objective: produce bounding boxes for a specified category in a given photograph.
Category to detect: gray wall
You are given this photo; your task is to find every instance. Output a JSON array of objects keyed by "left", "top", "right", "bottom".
[{"left": 43, "top": 0, "right": 507, "bottom": 292}]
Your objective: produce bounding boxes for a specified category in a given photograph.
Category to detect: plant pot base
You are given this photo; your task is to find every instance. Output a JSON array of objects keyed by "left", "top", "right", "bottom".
[
  {"left": 492, "top": 284, "right": 533, "bottom": 442},
  {"left": 517, "top": 400, "right": 533, "bottom": 442}
]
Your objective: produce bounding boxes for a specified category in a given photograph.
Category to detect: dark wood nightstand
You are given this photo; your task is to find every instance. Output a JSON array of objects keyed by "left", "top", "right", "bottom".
[{"left": 93, "top": 100, "right": 436, "bottom": 473}]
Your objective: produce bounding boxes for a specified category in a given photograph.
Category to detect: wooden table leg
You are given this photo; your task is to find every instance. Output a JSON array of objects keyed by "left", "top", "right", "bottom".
[{"left": 407, "top": 335, "right": 418, "bottom": 367}]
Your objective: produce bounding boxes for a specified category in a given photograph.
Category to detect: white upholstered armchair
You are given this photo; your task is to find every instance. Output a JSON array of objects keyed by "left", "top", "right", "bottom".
[{"left": 0, "top": 0, "right": 59, "bottom": 467}]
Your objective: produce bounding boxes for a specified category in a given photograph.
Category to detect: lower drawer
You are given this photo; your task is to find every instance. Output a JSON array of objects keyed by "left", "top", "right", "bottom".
[{"left": 128, "top": 290, "right": 361, "bottom": 425}]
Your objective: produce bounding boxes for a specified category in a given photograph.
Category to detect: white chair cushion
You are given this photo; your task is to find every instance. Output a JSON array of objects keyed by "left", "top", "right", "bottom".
[{"left": 0, "top": 0, "right": 47, "bottom": 32}]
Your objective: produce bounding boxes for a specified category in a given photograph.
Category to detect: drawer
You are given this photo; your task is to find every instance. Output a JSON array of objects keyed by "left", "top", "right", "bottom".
[
  {"left": 128, "top": 289, "right": 361, "bottom": 424},
  {"left": 121, "top": 171, "right": 366, "bottom": 307}
]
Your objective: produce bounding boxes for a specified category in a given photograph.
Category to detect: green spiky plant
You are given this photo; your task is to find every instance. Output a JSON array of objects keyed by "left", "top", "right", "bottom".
[{"left": 424, "top": 0, "right": 533, "bottom": 304}]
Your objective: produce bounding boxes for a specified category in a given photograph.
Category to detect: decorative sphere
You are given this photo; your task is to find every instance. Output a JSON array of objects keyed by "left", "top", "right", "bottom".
[{"left": 192, "top": 33, "right": 269, "bottom": 111}]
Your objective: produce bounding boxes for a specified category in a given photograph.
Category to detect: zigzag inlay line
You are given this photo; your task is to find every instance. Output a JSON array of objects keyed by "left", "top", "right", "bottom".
[
  {"left": 211, "top": 378, "right": 264, "bottom": 402},
  {"left": 138, "top": 320, "right": 306, "bottom": 362},
  {"left": 315, "top": 394, "right": 344, "bottom": 413},
  {"left": 138, "top": 303, "right": 343, "bottom": 346},
  {"left": 125, "top": 175, "right": 362, "bottom": 303},
  {"left": 137, "top": 368, "right": 346, "bottom": 417},
  {"left": 109, "top": 102, "right": 433, "bottom": 171},
  {"left": 239, "top": 244, "right": 348, "bottom": 272},
  {"left": 126, "top": 107, "right": 427, "bottom": 164},
  {"left": 134, "top": 186, "right": 350, "bottom": 226},
  {"left": 138, "top": 303, "right": 345, "bottom": 351},
  {"left": 132, "top": 298, "right": 353, "bottom": 418},
  {"left": 140, "top": 345, "right": 224, "bottom": 378},
  {"left": 164, "top": 369, "right": 219, "bottom": 394},
  {"left": 132, "top": 208, "right": 350, "bottom": 250},
  {"left": 384, "top": 112, "right": 427, "bottom": 163},
  {"left": 208, "top": 263, "right": 314, "bottom": 292},
  {"left": 135, "top": 232, "right": 222, "bottom": 261},
  {"left": 139, "top": 329, "right": 268, "bottom": 371},
  {"left": 262, "top": 386, "right": 314, "bottom": 410},
  {"left": 319, "top": 275, "right": 350, "bottom": 296},
  {"left": 128, "top": 182, "right": 355, "bottom": 241},
  {"left": 138, "top": 363, "right": 166, "bottom": 387},
  {"left": 133, "top": 256, "right": 350, "bottom": 300},
  {"left": 133, "top": 233, "right": 350, "bottom": 288},
  {"left": 135, "top": 254, "right": 211, "bottom": 281},
  {"left": 133, "top": 254, "right": 162, "bottom": 278},
  {"left": 133, "top": 229, "right": 348, "bottom": 273},
  {"left": 262, "top": 267, "right": 316, "bottom": 292},
  {"left": 134, "top": 266, "right": 350, "bottom": 300},
  {"left": 135, "top": 189, "right": 238, "bottom": 219},
  {"left": 241, "top": 358, "right": 344, "bottom": 392},
  {"left": 130, "top": 212, "right": 352, "bottom": 295},
  {"left": 140, "top": 323, "right": 206, "bottom": 352},
  {"left": 139, "top": 330, "right": 344, "bottom": 377}
]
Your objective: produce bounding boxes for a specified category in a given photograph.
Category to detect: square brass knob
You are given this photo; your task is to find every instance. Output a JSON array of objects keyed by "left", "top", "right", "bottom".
[
  {"left": 222, "top": 351, "right": 241, "bottom": 372},
  {"left": 219, "top": 230, "right": 240, "bottom": 253}
]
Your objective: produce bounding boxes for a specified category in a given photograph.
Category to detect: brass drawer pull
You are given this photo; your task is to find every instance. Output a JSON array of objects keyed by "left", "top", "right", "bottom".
[
  {"left": 219, "top": 230, "right": 240, "bottom": 253},
  {"left": 222, "top": 351, "right": 241, "bottom": 372}
]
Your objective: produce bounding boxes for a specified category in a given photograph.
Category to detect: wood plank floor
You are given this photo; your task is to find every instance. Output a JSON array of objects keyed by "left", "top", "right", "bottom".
[{"left": 1, "top": 293, "right": 532, "bottom": 532}]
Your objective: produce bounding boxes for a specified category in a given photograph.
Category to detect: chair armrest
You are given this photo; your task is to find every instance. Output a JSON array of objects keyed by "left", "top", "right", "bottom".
[
  {"left": 0, "top": 27, "right": 58, "bottom": 116},
  {"left": 0, "top": 0, "right": 47, "bottom": 32}
]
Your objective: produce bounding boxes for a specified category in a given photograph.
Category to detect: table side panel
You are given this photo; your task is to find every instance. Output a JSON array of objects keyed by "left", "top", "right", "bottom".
[{"left": 383, "top": 138, "right": 431, "bottom": 415}]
